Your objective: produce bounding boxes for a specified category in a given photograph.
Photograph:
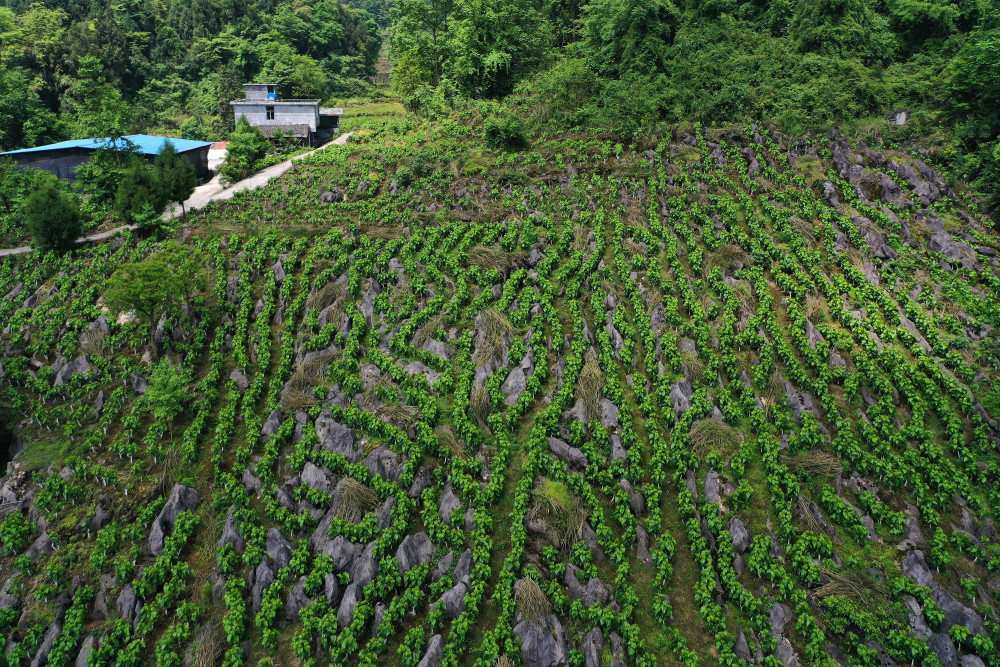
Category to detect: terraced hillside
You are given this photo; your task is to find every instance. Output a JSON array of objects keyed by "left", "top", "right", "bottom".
[{"left": 1, "top": 106, "right": 1000, "bottom": 667}]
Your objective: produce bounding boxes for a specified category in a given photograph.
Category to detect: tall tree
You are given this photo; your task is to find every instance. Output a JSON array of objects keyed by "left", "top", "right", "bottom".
[
  {"left": 22, "top": 176, "right": 82, "bottom": 253},
  {"left": 154, "top": 140, "right": 198, "bottom": 217},
  {"left": 389, "top": 0, "right": 455, "bottom": 87},
  {"left": 115, "top": 160, "right": 168, "bottom": 226},
  {"left": 103, "top": 245, "right": 209, "bottom": 340}
]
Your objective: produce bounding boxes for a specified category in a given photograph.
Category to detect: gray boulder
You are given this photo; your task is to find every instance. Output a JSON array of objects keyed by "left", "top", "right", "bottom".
[
  {"left": 31, "top": 616, "right": 64, "bottom": 667},
  {"left": 261, "top": 409, "right": 283, "bottom": 441},
  {"left": 149, "top": 484, "right": 198, "bottom": 556},
  {"left": 218, "top": 512, "right": 245, "bottom": 554},
  {"left": 599, "top": 398, "right": 619, "bottom": 429},
  {"left": 928, "top": 633, "right": 957, "bottom": 667},
  {"left": 252, "top": 560, "right": 274, "bottom": 613},
  {"left": 363, "top": 446, "right": 404, "bottom": 482},
  {"left": 266, "top": 528, "right": 293, "bottom": 570},
  {"left": 92, "top": 495, "right": 113, "bottom": 531},
  {"left": 438, "top": 582, "right": 466, "bottom": 619},
  {"left": 776, "top": 637, "right": 801, "bottom": 667},
  {"left": 454, "top": 549, "right": 473, "bottom": 585},
  {"left": 438, "top": 486, "right": 462, "bottom": 524},
  {"left": 728, "top": 517, "right": 752, "bottom": 554},
  {"left": 315, "top": 410, "right": 360, "bottom": 462},
  {"left": 350, "top": 542, "right": 379, "bottom": 589},
  {"left": 770, "top": 602, "right": 793, "bottom": 636},
  {"left": 582, "top": 627, "right": 603, "bottom": 667},
  {"left": 337, "top": 582, "right": 359, "bottom": 628},
  {"left": 301, "top": 462, "right": 336, "bottom": 493},
  {"left": 116, "top": 585, "right": 143, "bottom": 628},
  {"left": 54, "top": 356, "right": 91, "bottom": 387},
  {"left": 409, "top": 466, "right": 433, "bottom": 498},
  {"left": 670, "top": 378, "right": 693, "bottom": 417},
  {"left": 637, "top": 525, "right": 651, "bottom": 563},
  {"left": 417, "top": 634, "right": 443, "bottom": 667},
  {"left": 704, "top": 470, "right": 721, "bottom": 504},
  {"left": 229, "top": 369, "right": 249, "bottom": 393},
  {"left": 514, "top": 616, "right": 569, "bottom": 667},
  {"left": 285, "top": 577, "right": 311, "bottom": 623},
  {"left": 564, "top": 565, "right": 609, "bottom": 608},
  {"left": 324, "top": 573, "right": 341, "bottom": 606},
  {"left": 547, "top": 437, "right": 588, "bottom": 471},
  {"left": 74, "top": 636, "right": 95, "bottom": 667},
  {"left": 397, "top": 533, "right": 434, "bottom": 573}
]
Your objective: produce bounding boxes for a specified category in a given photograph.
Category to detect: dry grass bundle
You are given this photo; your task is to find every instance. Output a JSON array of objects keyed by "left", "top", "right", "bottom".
[
  {"left": 758, "top": 370, "right": 785, "bottom": 418},
  {"left": 804, "top": 293, "right": 826, "bottom": 322},
  {"left": 468, "top": 245, "right": 515, "bottom": 273},
  {"left": 191, "top": 625, "right": 225, "bottom": 667},
  {"left": 785, "top": 452, "right": 842, "bottom": 479},
  {"left": 796, "top": 493, "right": 826, "bottom": 535},
  {"left": 307, "top": 280, "right": 347, "bottom": 313},
  {"left": 514, "top": 578, "right": 552, "bottom": 621},
  {"left": 281, "top": 352, "right": 335, "bottom": 410},
  {"left": 473, "top": 308, "right": 512, "bottom": 367},
  {"left": 361, "top": 374, "right": 396, "bottom": 409},
  {"left": 846, "top": 247, "right": 865, "bottom": 272},
  {"left": 644, "top": 288, "right": 663, "bottom": 311},
  {"left": 375, "top": 403, "right": 421, "bottom": 427},
  {"left": 709, "top": 244, "right": 750, "bottom": 271},
  {"left": 414, "top": 313, "right": 445, "bottom": 346},
  {"left": 815, "top": 567, "right": 887, "bottom": 605},
  {"left": 79, "top": 330, "right": 107, "bottom": 357},
  {"left": 390, "top": 280, "right": 413, "bottom": 306},
  {"left": 470, "top": 384, "right": 492, "bottom": 425},
  {"left": 573, "top": 225, "right": 589, "bottom": 252},
  {"left": 435, "top": 424, "right": 466, "bottom": 458},
  {"left": 680, "top": 350, "right": 705, "bottom": 384},
  {"left": 576, "top": 349, "right": 605, "bottom": 422},
  {"left": 790, "top": 216, "right": 818, "bottom": 245},
  {"left": 281, "top": 353, "right": 331, "bottom": 409},
  {"left": 494, "top": 657, "right": 515, "bottom": 667},
  {"left": 623, "top": 238, "right": 647, "bottom": 258},
  {"left": 332, "top": 477, "right": 379, "bottom": 521},
  {"left": 624, "top": 205, "right": 647, "bottom": 229},
  {"left": 689, "top": 418, "right": 741, "bottom": 457},
  {"left": 529, "top": 479, "right": 588, "bottom": 548}
]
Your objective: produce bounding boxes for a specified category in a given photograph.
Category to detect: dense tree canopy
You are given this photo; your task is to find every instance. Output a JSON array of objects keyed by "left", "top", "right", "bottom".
[
  {"left": 388, "top": 0, "right": 1000, "bottom": 210},
  {"left": 0, "top": 0, "right": 382, "bottom": 150}
]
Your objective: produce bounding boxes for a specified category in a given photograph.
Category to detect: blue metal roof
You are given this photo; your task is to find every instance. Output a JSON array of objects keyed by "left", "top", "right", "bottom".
[{"left": 0, "top": 135, "right": 213, "bottom": 156}]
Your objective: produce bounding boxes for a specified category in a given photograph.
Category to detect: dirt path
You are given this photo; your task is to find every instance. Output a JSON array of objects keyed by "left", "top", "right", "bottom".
[{"left": 0, "top": 132, "right": 355, "bottom": 259}]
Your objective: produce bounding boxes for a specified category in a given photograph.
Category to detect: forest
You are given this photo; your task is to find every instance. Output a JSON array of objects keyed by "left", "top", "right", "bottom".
[
  {"left": 1, "top": 2, "right": 1000, "bottom": 667},
  {"left": 0, "top": 0, "right": 384, "bottom": 146}
]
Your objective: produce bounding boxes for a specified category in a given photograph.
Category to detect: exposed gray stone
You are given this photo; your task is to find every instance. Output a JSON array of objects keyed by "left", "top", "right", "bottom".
[
  {"left": 729, "top": 517, "right": 752, "bottom": 554},
  {"left": 513, "top": 616, "right": 569, "bottom": 667},
  {"left": 397, "top": 533, "right": 434, "bottom": 573},
  {"left": 416, "top": 634, "right": 443, "bottom": 667},
  {"left": 547, "top": 437, "right": 588, "bottom": 471},
  {"left": 363, "top": 446, "right": 403, "bottom": 482},
  {"left": 149, "top": 484, "right": 198, "bottom": 556},
  {"left": 285, "top": 577, "right": 311, "bottom": 623}
]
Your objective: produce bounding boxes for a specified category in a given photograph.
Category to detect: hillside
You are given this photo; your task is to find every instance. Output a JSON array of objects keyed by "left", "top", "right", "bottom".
[{"left": 1, "top": 105, "right": 1000, "bottom": 667}]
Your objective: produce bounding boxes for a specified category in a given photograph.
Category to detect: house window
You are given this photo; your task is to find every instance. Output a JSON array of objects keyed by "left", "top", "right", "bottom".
[{"left": 266, "top": 106, "right": 275, "bottom": 121}]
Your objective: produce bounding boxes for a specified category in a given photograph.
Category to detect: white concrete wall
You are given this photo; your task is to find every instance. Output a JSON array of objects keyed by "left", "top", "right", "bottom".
[{"left": 233, "top": 103, "right": 319, "bottom": 132}]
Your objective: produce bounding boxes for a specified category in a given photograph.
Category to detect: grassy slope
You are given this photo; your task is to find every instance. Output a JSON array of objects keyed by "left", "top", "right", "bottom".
[{"left": 0, "top": 104, "right": 999, "bottom": 666}]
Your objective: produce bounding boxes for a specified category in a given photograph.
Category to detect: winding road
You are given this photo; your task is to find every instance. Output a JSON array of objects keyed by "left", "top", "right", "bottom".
[{"left": 0, "top": 131, "right": 355, "bottom": 259}]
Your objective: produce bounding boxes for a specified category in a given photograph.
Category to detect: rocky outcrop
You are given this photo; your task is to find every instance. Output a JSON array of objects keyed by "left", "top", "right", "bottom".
[{"left": 149, "top": 484, "right": 198, "bottom": 556}]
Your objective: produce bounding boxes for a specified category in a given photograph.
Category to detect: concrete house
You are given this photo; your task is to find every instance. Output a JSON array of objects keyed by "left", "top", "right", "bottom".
[
  {"left": 0, "top": 135, "right": 213, "bottom": 181},
  {"left": 231, "top": 84, "right": 340, "bottom": 146}
]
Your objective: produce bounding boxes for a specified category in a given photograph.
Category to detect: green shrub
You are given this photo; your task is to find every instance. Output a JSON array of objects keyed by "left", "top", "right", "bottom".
[
  {"left": 23, "top": 176, "right": 82, "bottom": 253},
  {"left": 484, "top": 116, "right": 528, "bottom": 151}
]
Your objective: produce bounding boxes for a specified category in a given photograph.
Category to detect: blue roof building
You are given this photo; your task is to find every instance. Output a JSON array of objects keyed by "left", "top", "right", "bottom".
[{"left": 0, "top": 135, "right": 214, "bottom": 181}]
